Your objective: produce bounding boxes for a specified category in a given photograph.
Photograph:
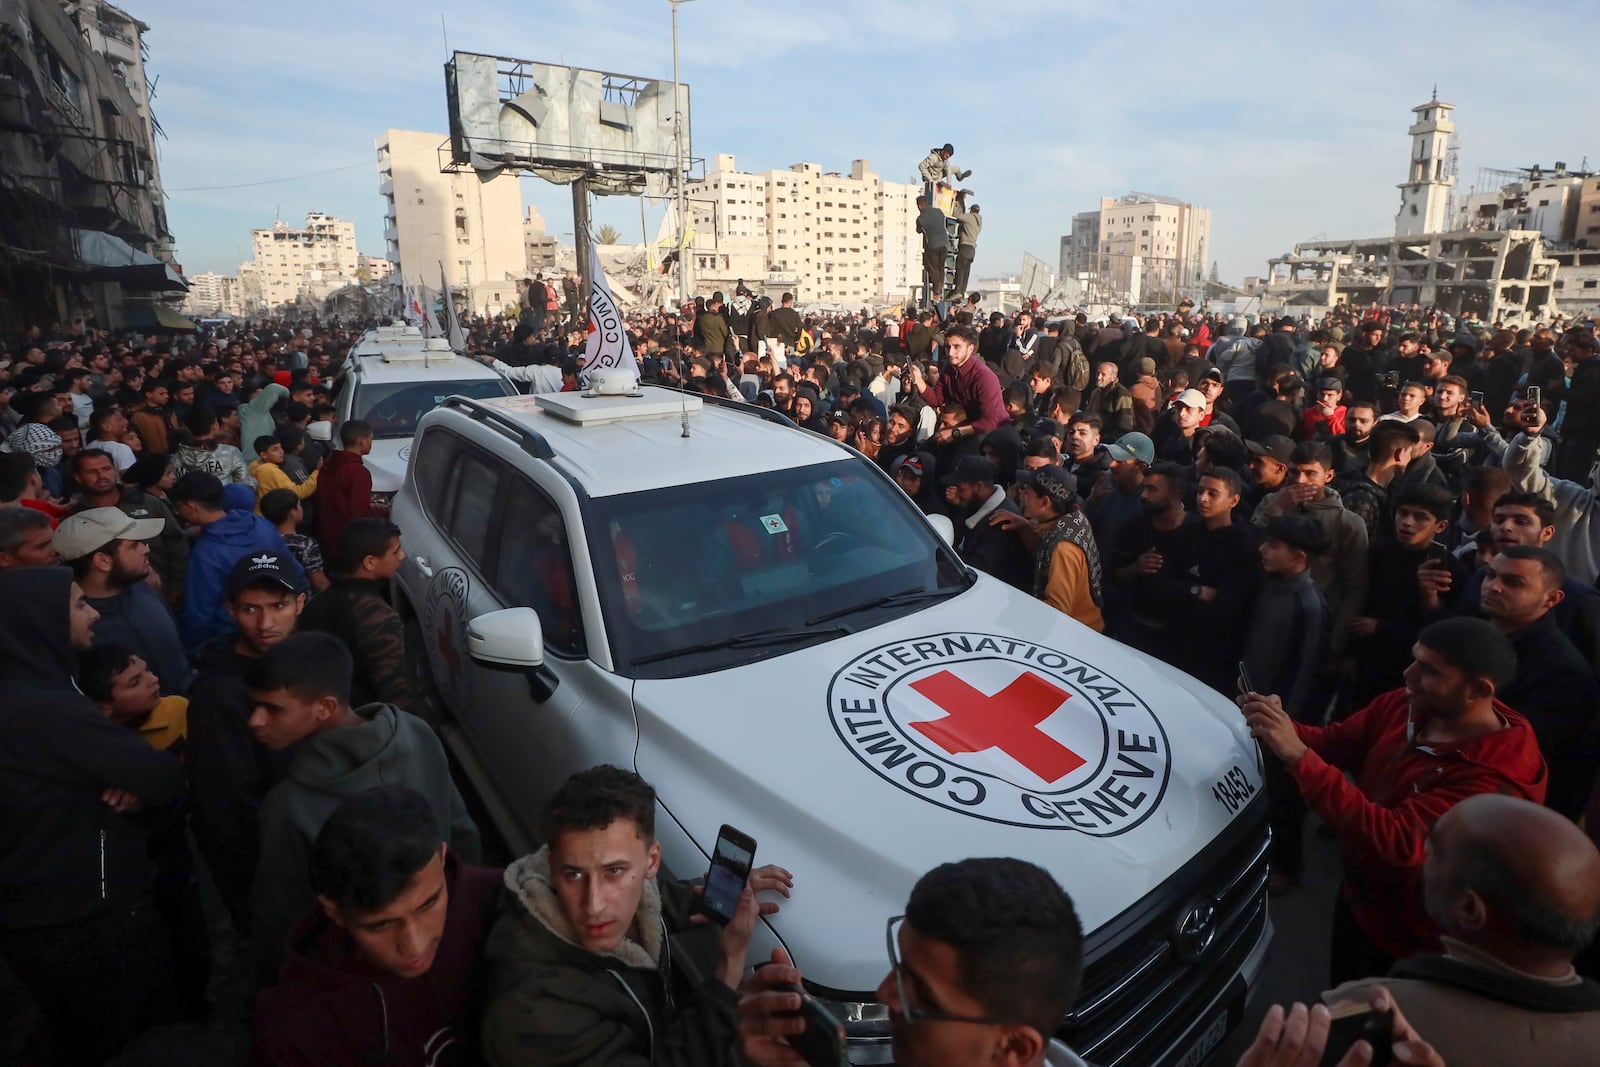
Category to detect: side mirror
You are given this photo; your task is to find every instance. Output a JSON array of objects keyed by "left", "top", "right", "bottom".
[
  {"left": 468, "top": 607, "right": 544, "bottom": 669},
  {"left": 927, "top": 513, "right": 956, "bottom": 547},
  {"left": 468, "top": 607, "right": 559, "bottom": 703}
]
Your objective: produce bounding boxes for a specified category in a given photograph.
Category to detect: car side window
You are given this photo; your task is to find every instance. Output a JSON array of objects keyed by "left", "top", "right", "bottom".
[
  {"left": 495, "top": 477, "right": 585, "bottom": 656},
  {"left": 412, "top": 429, "right": 458, "bottom": 521},
  {"left": 446, "top": 450, "right": 500, "bottom": 575}
]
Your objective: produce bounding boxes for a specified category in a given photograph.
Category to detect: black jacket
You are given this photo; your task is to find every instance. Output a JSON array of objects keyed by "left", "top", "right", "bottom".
[
  {"left": 1497, "top": 612, "right": 1600, "bottom": 818},
  {"left": 0, "top": 567, "right": 186, "bottom": 928},
  {"left": 187, "top": 634, "right": 296, "bottom": 931},
  {"left": 954, "top": 491, "right": 1032, "bottom": 592}
]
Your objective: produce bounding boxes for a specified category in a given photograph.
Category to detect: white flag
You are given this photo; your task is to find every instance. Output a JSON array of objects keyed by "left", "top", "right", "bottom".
[
  {"left": 441, "top": 262, "right": 467, "bottom": 352},
  {"left": 403, "top": 281, "right": 423, "bottom": 326},
  {"left": 582, "top": 242, "right": 638, "bottom": 377},
  {"left": 422, "top": 283, "right": 442, "bottom": 339}
]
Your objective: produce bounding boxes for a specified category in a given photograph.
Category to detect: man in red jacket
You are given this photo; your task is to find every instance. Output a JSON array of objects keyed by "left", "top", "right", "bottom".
[
  {"left": 1239, "top": 616, "right": 1547, "bottom": 986},
  {"left": 253, "top": 784, "right": 501, "bottom": 1067},
  {"left": 904, "top": 324, "right": 1010, "bottom": 440},
  {"left": 317, "top": 420, "right": 375, "bottom": 559}
]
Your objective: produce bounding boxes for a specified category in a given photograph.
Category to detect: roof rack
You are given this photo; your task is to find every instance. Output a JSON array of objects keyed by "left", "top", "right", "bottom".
[
  {"left": 440, "top": 395, "right": 555, "bottom": 460},
  {"left": 656, "top": 385, "right": 798, "bottom": 430}
]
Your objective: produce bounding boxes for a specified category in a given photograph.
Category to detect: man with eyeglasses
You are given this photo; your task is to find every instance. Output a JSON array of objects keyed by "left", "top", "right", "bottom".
[{"left": 739, "top": 857, "right": 1092, "bottom": 1067}]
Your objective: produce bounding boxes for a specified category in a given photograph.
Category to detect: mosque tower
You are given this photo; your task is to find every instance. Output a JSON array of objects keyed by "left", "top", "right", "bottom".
[{"left": 1395, "top": 90, "right": 1456, "bottom": 237}]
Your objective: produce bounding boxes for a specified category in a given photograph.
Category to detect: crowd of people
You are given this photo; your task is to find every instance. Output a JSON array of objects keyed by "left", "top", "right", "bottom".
[{"left": 1, "top": 293, "right": 1597, "bottom": 1067}]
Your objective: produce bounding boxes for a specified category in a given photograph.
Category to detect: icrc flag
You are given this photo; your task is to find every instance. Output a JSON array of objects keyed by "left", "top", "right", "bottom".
[{"left": 582, "top": 243, "right": 638, "bottom": 377}]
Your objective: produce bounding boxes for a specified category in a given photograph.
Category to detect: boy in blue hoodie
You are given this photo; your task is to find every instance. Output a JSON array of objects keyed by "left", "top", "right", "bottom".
[{"left": 169, "top": 470, "right": 301, "bottom": 650}]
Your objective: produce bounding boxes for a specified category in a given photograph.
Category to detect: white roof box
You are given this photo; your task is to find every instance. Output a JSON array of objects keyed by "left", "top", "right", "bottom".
[
  {"left": 352, "top": 323, "right": 458, "bottom": 364},
  {"left": 537, "top": 385, "right": 702, "bottom": 427}
]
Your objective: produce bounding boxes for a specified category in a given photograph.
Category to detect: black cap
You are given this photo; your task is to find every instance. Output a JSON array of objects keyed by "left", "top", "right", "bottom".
[
  {"left": 1316, "top": 376, "right": 1344, "bottom": 394},
  {"left": 941, "top": 455, "right": 998, "bottom": 488},
  {"left": 226, "top": 550, "right": 304, "bottom": 598},
  {"left": 1016, "top": 465, "right": 1078, "bottom": 512},
  {"left": 1246, "top": 434, "right": 1296, "bottom": 466},
  {"left": 1265, "top": 515, "right": 1328, "bottom": 557}
]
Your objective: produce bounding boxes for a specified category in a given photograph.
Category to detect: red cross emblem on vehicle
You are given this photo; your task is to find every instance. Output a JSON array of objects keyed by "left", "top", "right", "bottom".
[{"left": 908, "top": 670, "right": 1086, "bottom": 783}]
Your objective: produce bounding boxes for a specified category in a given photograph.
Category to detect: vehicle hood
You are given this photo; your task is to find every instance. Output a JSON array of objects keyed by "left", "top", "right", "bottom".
[
  {"left": 365, "top": 439, "right": 412, "bottom": 494},
  {"left": 631, "top": 575, "right": 1263, "bottom": 992}
]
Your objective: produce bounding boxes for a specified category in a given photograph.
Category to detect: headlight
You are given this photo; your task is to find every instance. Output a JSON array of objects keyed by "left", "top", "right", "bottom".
[
  {"left": 370, "top": 491, "right": 395, "bottom": 515},
  {"left": 813, "top": 995, "right": 893, "bottom": 1056}
]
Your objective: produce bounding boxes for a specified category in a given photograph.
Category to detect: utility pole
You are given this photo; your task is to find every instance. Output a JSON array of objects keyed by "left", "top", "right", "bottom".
[{"left": 670, "top": 0, "right": 697, "bottom": 309}]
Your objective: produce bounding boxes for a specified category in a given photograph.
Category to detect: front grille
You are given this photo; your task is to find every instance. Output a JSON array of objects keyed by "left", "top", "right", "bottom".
[{"left": 1060, "top": 795, "right": 1270, "bottom": 1066}]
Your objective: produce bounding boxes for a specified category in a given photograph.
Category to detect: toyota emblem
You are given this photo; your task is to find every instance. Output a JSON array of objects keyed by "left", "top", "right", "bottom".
[{"left": 1174, "top": 900, "right": 1218, "bottom": 962}]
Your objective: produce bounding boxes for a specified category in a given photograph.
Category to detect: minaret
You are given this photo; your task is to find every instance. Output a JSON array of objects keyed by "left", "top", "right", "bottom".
[{"left": 1395, "top": 90, "right": 1456, "bottom": 237}]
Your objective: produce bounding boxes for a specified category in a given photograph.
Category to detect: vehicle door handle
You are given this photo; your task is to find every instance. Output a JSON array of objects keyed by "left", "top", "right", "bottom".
[{"left": 413, "top": 555, "right": 434, "bottom": 579}]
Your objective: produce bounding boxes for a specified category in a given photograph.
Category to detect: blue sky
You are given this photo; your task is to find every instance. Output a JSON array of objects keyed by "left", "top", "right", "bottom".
[{"left": 148, "top": 0, "right": 1594, "bottom": 284}]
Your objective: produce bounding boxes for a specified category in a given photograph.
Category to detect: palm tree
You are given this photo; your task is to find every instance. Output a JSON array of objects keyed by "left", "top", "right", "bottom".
[{"left": 597, "top": 224, "right": 622, "bottom": 245}]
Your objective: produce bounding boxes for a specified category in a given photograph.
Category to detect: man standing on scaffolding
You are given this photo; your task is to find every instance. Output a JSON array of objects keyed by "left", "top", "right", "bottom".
[{"left": 919, "top": 143, "right": 972, "bottom": 192}]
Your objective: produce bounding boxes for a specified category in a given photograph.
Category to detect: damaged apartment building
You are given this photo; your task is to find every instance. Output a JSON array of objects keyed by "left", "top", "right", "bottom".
[
  {"left": 0, "top": 0, "right": 184, "bottom": 335},
  {"left": 1264, "top": 96, "right": 1595, "bottom": 324}
]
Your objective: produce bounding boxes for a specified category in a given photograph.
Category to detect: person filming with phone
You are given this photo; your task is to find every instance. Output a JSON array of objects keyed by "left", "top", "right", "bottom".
[
  {"left": 480, "top": 765, "right": 793, "bottom": 1067},
  {"left": 1238, "top": 617, "right": 1547, "bottom": 986},
  {"left": 739, "top": 857, "right": 1093, "bottom": 1067}
]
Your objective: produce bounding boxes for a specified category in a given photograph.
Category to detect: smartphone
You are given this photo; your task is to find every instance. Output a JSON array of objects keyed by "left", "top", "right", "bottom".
[
  {"left": 1237, "top": 660, "right": 1255, "bottom": 696},
  {"left": 1383, "top": 371, "right": 1400, "bottom": 388},
  {"left": 777, "top": 985, "right": 851, "bottom": 1067},
  {"left": 1319, "top": 1002, "right": 1395, "bottom": 1067},
  {"left": 1469, "top": 390, "right": 1484, "bottom": 408},
  {"left": 1525, "top": 386, "right": 1541, "bottom": 407},
  {"left": 698, "top": 824, "right": 756, "bottom": 925}
]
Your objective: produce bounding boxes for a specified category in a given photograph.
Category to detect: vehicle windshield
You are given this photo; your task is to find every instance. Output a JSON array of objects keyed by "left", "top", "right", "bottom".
[
  {"left": 585, "top": 459, "right": 971, "bottom": 679},
  {"left": 354, "top": 379, "right": 514, "bottom": 439}
]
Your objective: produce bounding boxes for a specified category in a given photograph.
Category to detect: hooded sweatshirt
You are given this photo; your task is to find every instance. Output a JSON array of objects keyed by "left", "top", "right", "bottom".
[
  {"left": 175, "top": 440, "right": 254, "bottom": 486},
  {"left": 0, "top": 567, "right": 186, "bottom": 928},
  {"left": 1290, "top": 689, "right": 1547, "bottom": 959},
  {"left": 480, "top": 847, "right": 741, "bottom": 1067},
  {"left": 316, "top": 449, "right": 374, "bottom": 553},
  {"left": 251, "top": 703, "right": 481, "bottom": 974},
  {"left": 188, "top": 635, "right": 298, "bottom": 931},
  {"left": 252, "top": 854, "right": 503, "bottom": 1067},
  {"left": 240, "top": 382, "right": 289, "bottom": 458},
  {"left": 181, "top": 508, "right": 297, "bottom": 650}
]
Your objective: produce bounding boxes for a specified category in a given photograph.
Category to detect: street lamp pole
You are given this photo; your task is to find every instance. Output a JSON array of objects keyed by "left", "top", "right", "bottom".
[{"left": 670, "top": 0, "right": 696, "bottom": 309}]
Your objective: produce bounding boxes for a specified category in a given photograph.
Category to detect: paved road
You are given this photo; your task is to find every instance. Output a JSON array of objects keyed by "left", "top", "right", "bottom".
[{"left": 1213, "top": 822, "right": 1343, "bottom": 1064}]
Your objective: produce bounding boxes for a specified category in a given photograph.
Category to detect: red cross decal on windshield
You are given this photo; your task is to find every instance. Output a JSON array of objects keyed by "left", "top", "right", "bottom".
[{"left": 908, "top": 670, "right": 1085, "bottom": 783}]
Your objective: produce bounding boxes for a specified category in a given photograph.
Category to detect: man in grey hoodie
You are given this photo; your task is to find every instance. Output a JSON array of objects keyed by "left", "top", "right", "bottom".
[
  {"left": 245, "top": 631, "right": 480, "bottom": 978},
  {"left": 1210, "top": 317, "right": 1262, "bottom": 403}
]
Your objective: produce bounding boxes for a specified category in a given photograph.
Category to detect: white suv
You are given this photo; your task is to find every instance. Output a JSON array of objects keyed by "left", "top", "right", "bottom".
[
  {"left": 390, "top": 379, "right": 1271, "bottom": 1067},
  {"left": 331, "top": 324, "right": 516, "bottom": 512}
]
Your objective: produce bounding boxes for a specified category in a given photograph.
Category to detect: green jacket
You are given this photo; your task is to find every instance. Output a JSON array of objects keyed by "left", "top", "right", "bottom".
[{"left": 480, "top": 847, "right": 740, "bottom": 1067}]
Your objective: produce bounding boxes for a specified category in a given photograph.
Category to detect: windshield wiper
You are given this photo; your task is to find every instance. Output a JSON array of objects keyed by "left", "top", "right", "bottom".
[
  {"left": 804, "top": 586, "right": 963, "bottom": 627},
  {"left": 632, "top": 625, "right": 850, "bottom": 667}
]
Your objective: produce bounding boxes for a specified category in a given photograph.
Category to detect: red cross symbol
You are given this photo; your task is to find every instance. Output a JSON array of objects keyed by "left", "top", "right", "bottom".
[
  {"left": 908, "top": 670, "right": 1085, "bottom": 783},
  {"left": 766, "top": 518, "right": 783, "bottom": 531}
]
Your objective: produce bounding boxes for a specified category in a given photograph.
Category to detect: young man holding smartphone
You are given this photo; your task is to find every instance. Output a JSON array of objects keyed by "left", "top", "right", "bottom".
[{"left": 480, "top": 765, "right": 793, "bottom": 1067}]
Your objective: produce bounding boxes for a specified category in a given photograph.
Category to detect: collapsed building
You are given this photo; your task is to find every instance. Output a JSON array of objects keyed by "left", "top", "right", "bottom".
[{"left": 1264, "top": 95, "right": 1595, "bottom": 324}]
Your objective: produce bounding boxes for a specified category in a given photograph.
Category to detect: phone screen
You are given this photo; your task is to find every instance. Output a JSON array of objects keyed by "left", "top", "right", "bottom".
[
  {"left": 1319, "top": 1003, "right": 1394, "bottom": 1067},
  {"left": 1469, "top": 391, "right": 1484, "bottom": 408},
  {"left": 1526, "top": 386, "right": 1541, "bottom": 407},
  {"left": 701, "top": 825, "right": 756, "bottom": 924},
  {"left": 783, "top": 988, "right": 851, "bottom": 1067}
]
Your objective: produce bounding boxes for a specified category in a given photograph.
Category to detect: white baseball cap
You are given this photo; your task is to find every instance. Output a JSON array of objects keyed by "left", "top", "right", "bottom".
[{"left": 52, "top": 507, "right": 166, "bottom": 562}]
